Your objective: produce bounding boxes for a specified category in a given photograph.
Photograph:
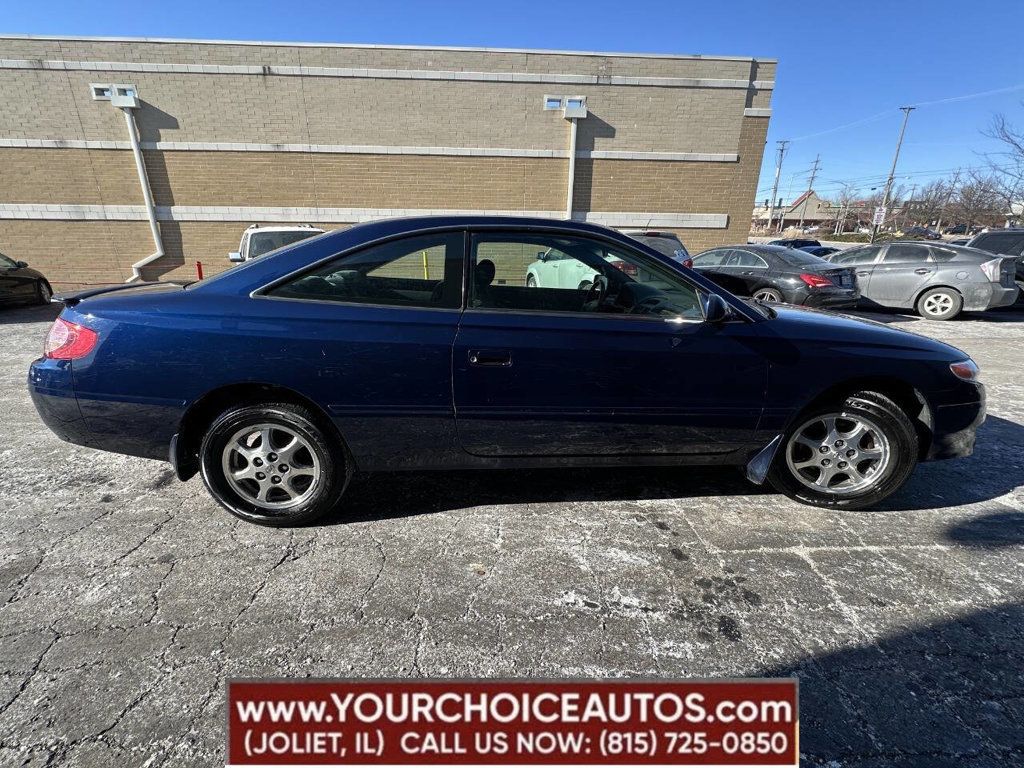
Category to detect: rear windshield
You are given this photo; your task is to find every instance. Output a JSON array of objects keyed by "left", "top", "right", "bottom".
[
  {"left": 776, "top": 248, "right": 829, "bottom": 267},
  {"left": 632, "top": 234, "right": 688, "bottom": 258}
]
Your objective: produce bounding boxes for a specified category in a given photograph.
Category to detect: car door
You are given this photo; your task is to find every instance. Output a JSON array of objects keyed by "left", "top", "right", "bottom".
[
  {"left": 871, "top": 243, "right": 935, "bottom": 306},
  {"left": 452, "top": 231, "right": 768, "bottom": 457},
  {"left": 731, "top": 249, "right": 772, "bottom": 293},
  {"left": 0, "top": 254, "right": 28, "bottom": 303}
]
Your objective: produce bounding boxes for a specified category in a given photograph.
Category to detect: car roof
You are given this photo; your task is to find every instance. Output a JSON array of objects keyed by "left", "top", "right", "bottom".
[
  {"left": 700, "top": 243, "right": 792, "bottom": 255},
  {"left": 246, "top": 225, "right": 325, "bottom": 233}
]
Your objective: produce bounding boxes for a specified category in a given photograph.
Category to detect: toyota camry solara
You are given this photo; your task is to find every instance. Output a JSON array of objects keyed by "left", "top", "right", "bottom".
[{"left": 29, "top": 216, "right": 985, "bottom": 526}]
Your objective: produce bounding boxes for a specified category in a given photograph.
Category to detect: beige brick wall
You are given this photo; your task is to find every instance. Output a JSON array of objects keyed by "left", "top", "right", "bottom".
[
  {"left": 0, "top": 36, "right": 773, "bottom": 287},
  {"left": 0, "top": 69, "right": 755, "bottom": 154}
]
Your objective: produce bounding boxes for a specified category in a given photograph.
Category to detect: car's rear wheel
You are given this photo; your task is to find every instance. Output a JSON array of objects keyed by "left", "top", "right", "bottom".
[
  {"left": 753, "top": 288, "right": 783, "bottom": 303},
  {"left": 767, "top": 391, "right": 918, "bottom": 510},
  {"left": 199, "top": 402, "right": 347, "bottom": 526},
  {"left": 916, "top": 287, "right": 962, "bottom": 320},
  {"left": 36, "top": 280, "right": 52, "bottom": 305}
]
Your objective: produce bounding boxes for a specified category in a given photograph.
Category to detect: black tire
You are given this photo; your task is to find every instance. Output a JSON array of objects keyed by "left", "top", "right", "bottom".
[
  {"left": 36, "top": 280, "right": 52, "bottom": 305},
  {"left": 753, "top": 287, "right": 783, "bottom": 303},
  {"left": 526, "top": 275, "right": 537, "bottom": 288},
  {"left": 916, "top": 287, "right": 962, "bottom": 320},
  {"left": 199, "top": 402, "right": 348, "bottom": 526},
  {"left": 767, "top": 391, "right": 918, "bottom": 510}
]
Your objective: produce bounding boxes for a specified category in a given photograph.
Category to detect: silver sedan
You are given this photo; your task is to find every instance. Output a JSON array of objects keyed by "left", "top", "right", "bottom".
[{"left": 824, "top": 241, "right": 1018, "bottom": 320}]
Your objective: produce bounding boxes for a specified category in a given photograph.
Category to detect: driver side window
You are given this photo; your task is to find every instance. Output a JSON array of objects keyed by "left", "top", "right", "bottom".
[{"left": 469, "top": 233, "right": 703, "bottom": 320}]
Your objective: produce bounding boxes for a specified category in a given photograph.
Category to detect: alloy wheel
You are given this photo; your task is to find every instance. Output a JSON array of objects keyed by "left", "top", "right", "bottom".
[
  {"left": 221, "top": 423, "right": 321, "bottom": 510},
  {"left": 754, "top": 289, "right": 781, "bottom": 302},
  {"left": 922, "top": 292, "right": 954, "bottom": 317},
  {"left": 785, "top": 412, "right": 891, "bottom": 495}
]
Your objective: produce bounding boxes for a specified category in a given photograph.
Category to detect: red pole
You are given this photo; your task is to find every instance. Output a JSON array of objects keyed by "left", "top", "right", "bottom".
[{"left": 196, "top": 261, "right": 204, "bottom": 280}]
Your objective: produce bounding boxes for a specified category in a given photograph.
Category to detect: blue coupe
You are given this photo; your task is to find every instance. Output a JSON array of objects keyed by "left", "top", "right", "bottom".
[{"left": 29, "top": 216, "right": 985, "bottom": 526}]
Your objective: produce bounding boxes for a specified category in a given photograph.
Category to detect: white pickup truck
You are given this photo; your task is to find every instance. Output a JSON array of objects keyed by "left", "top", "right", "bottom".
[{"left": 228, "top": 224, "right": 325, "bottom": 262}]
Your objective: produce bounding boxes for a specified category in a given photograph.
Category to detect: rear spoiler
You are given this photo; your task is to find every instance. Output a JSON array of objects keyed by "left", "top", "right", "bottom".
[{"left": 53, "top": 281, "right": 188, "bottom": 308}]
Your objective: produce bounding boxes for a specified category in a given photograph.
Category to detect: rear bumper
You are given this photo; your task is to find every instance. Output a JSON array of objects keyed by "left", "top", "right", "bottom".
[
  {"left": 962, "top": 283, "right": 1019, "bottom": 312},
  {"left": 925, "top": 384, "right": 986, "bottom": 460},
  {"left": 28, "top": 358, "right": 91, "bottom": 446},
  {"left": 29, "top": 357, "right": 180, "bottom": 461},
  {"left": 803, "top": 289, "right": 860, "bottom": 310}
]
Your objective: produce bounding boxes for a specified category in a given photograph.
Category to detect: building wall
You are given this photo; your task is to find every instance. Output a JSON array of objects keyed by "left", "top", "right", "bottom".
[{"left": 0, "top": 35, "right": 774, "bottom": 287}]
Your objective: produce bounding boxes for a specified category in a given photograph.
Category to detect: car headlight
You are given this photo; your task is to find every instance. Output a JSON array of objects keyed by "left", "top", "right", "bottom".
[{"left": 949, "top": 359, "right": 980, "bottom": 382}]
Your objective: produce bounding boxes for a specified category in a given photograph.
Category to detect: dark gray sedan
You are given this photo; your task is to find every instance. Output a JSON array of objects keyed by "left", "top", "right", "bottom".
[
  {"left": 824, "top": 241, "right": 1018, "bottom": 320},
  {"left": 691, "top": 244, "right": 859, "bottom": 309}
]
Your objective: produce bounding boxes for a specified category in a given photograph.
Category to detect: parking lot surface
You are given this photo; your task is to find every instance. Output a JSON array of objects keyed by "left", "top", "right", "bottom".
[{"left": 1, "top": 303, "right": 1022, "bottom": 767}]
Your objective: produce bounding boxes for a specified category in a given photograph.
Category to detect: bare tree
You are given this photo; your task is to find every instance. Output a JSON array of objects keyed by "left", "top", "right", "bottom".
[
  {"left": 909, "top": 179, "right": 952, "bottom": 228},
  {"left": 950, "top": 174, "right": 1005, "bottom": 232},
  {"left": 984, "top": 107, "right": 1024, "bottom": 225}
]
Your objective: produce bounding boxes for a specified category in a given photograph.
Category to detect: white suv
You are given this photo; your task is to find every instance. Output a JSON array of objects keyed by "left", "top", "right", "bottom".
[{"left": 229, "top": 224, "right": 325, "bottom": 262}]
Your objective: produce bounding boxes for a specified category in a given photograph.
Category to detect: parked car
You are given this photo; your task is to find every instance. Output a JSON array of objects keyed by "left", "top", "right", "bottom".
[
  {"left": 800, "top": 246, "right": 840, "bottom": 258},
  {"left": 768, "top": 238, "right": 821, "bottom": 249},
  {"left": 942, "top": 225, "right": 981, "bottom": 236},
  {"left": 901, "top": 225, "right": 937, "bottom": 240},
  {"left": 526, "top": 248, "right": 639, "bottom": 289},
  {"left": 965, "top": 229, "right": 1024, "bottom": 299},
  {"left": 620, "top": 230, "right": 691, "bottom": 267},
  {"left": 229, "top": 224, "right": 324, "bottom": 262},
  {"left": 0, "top": 251, "right": 52, "bottom": 306},
  {"left": 690, "top": 245, "right": 859, "bottom": 308},
  {"left": 823, "top": 241, "right": 1018, "bottom": 320},
  {"left": 30, "top": 216, "right": 985, "bottom": 525}
]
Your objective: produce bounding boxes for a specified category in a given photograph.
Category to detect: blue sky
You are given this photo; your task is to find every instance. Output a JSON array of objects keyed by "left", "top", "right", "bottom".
[{"left": 6, "top": 0, "right": 1024, "bottom": 204}]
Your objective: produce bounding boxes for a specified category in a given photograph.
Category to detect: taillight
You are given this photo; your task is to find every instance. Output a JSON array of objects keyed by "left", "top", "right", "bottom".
[
  {"left": 979, "top": 258, "right": 1001, "bottom": 283},
  {"left": 950, "top": 359, "right": 980, "bottom": 382},
  {"left": 610, "top": 260, "right": 638, "bottom": 276},
  {"left": 799, "top": 273, "right": 834, "bottom": 288},
  {"left": 44, "top": 318, "right": 98, "bottom": 360}
]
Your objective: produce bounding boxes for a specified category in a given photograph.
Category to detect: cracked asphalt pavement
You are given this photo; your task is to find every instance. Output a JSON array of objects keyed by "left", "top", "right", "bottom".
[{"left": 1, "top": 303, "right": 1022, "bottom": 766}]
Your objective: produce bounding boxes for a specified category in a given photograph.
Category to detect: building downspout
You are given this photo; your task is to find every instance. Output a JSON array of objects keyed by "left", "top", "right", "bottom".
[
  {"left": 121, "top": 108, "right": 163, "bottom": 282},
  {"left": 565, "top": 117, "right": 578, "bottom": 220}
]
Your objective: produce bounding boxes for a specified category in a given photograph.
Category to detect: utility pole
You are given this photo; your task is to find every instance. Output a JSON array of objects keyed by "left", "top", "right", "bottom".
[
  {"left": 871, "top": 106, "right": 915, "bottom": 244},
  {"left": 902, "top": 183, "right": 917, "bottom": 229},
  {"left": 797, "top": 154, "right": 821, "bottom": 231},
  {"left": 935, "top": 168, "right": 961, "bottom": 234},
  {"left": 765, "top": 140, "right": 789, "bottom": 234}
]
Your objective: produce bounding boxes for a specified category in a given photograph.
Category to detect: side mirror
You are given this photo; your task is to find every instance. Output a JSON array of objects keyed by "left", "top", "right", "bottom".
[
  {"left": 703, "top": 293, "right": 731, "bottom": 323},
  {"left": 15, "top": 260, "right": 28, "bottom": 268},
  {"left": 536, "top": 250, "right": 547, "bottom": 262},
  {"left": 228, "top": 252, "right": 244, "bottom": 263}
]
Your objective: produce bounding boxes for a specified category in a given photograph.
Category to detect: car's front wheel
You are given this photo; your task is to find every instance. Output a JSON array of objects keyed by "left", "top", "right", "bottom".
[
  {"left": 36, "top": 280, "right": 52, "bottom": 305},
  {"left": 199, "top": 402, "right": 347, "bottom": 526},
  {"left": 768, "top": 391, "right": 918, "bottom": 509}
]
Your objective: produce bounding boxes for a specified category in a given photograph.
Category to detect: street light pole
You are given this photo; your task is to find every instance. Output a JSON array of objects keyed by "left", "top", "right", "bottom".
[
  {"left": 871, "top": 106, "right": 915, "bottom": 244},
  {"left": 766, "top": 140, "right": 789, "bottom": 234}
]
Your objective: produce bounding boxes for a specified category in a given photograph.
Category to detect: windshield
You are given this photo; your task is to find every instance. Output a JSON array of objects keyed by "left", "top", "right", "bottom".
[{"left": 249, "top": 230, "right": 320, "bottom": 258}]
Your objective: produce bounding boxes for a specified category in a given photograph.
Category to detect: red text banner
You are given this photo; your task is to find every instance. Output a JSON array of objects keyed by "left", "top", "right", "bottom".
[{"left": 228, "top": 680, "right": 798, "bottom": 767}]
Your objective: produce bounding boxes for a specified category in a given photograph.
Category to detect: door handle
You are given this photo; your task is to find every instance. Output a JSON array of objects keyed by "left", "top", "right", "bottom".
[
  {"left": 468, "top": 349, "right": 512, "bottom": 367},
  {"left": 914, "top": 268, "right": 932, "bottom": 275}
]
